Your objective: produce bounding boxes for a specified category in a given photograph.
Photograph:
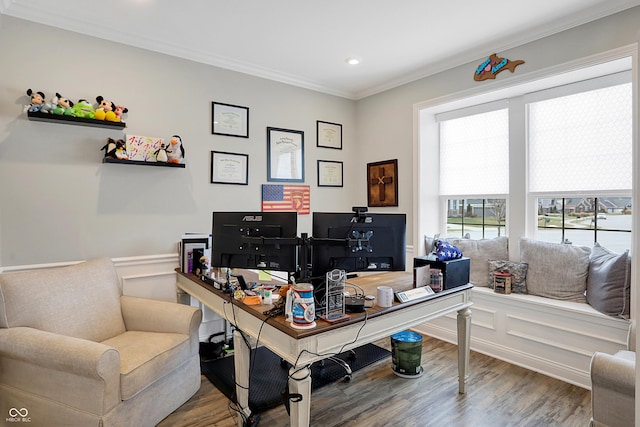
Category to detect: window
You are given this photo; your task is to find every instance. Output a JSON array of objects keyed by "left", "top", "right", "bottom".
[
  {"left": 537, "top": 197, "right": 632, "bottom": 253},
  {"left": 438, "top": 105, "right": 509, "bottom": 239},
  {"left": 528, "top": 76, "right": 632, "bottom": 252},
  {"left": 447, "top": 198, "right": 507, "bottom": 239},
  {"left": 422, "top": 55, "right": 633, "bottom": 255}
]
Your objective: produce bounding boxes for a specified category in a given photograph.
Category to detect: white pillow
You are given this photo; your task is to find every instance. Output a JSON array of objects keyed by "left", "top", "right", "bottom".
[
  {"left": 451, "top": 236, "right": 508, "bottom": 286},
  {"left": 520, "top": 238, "right": 590, "bottom": 302}
]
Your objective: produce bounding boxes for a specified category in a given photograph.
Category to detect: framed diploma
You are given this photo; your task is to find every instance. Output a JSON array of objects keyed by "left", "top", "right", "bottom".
[
  {"left": 211, "top": 102, "right": 249, "bottom": 138},
  {"left": 210, "top": 151, "right": 249, "bottom": 185},
  {"left": 267, "top": 127, "right": 304, "bottom": 182},
  {"left": 317, "top": 160, "right": 343, "bottom": 187},
  {"left": 316, "top": 120, "right": 342, "bottom": 149}
]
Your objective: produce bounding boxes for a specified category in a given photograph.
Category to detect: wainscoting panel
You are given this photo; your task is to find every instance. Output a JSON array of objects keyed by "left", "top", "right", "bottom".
[{"left": 414, "top": 287, "right": 630, "bottom": 389}]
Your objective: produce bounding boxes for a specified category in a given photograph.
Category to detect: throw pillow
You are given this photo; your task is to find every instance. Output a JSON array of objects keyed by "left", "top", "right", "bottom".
[
  {"left": 586, "top": 243, "right": 630, "bottom": 319},
  {"left": 487, "top": 260, "right": 529, "bottom": 294},
  {"left": 424, "top": 234, "right": 457, "bottom": 254},
  {"left": 434, "top": 240, "right": 463, "bottom": 261},
  {"left": 452, "top": 236, "right": 508, "bottom": 286},
  {"left": 520, "top": 238, "right": 590, "bottom": 302}
]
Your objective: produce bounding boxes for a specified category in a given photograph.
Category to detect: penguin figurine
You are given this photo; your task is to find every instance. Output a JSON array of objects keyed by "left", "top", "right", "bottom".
[
  {"left": 101, "top": 137, "right": 118, "bottom": 158},
  {"left": 114, "top": 140, "right": 129, "bottom": 160},
  {"left": 167, "top": 135, "right": 185, "bottom": 164},
  {"left": 155, "top": 143, "right": 169, "bottom": 162}
]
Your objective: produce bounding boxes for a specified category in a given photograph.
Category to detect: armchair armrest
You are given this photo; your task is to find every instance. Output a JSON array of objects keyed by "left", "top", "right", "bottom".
[
  {"left": 590, "top": 351, "right": 635, "bottom": 427},
  {"left": 0, "top": 327, "right": 121, "bottom": 413},
  {"left": 0, "top": 327, "right": 119, "bottom": 377},
  {"left": 120, "top": 295, "right": 202, "bottom": 353}
]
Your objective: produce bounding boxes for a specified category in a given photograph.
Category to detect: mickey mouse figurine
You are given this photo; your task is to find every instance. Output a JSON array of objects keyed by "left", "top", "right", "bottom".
[
  {"left": 95, "top": 96, "right": 117, "bottom": 121},
  {"left": 51, "top": 93, "right": 75, "bottom": 116},
  {"left": 26, "top": 89, "right": 50, "bottom": 113}
]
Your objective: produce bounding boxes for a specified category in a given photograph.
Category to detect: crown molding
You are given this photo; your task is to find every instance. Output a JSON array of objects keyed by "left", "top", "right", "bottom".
[{"left": 4, "top": 0, "right": 639, "bottom": 101}]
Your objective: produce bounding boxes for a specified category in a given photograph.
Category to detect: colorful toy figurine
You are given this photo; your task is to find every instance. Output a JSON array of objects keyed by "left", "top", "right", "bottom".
[
  {"left": 51, "top": 93, "right": 75, "bottom": 116},
  {"left": 167, "top": 135, "right": 185, "bottom": 164},
  {"left": 154, "top": 143, "right": 169, "bottom": 162},
  {"left": 26, "top": 89, "right": 50, "bottom": 113},
  {"left": 72, "top": 99, "right": 96, "bottom": 119},
  {"left": 95, "top": 96, "right": 117, "bottom": 121}
]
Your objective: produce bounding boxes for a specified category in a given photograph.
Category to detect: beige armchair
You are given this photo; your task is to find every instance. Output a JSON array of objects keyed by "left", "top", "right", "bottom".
[
  {"left": 0, "top": 257, "right": 202, "bottom": 427},
  {"left": 590, "top": 322, "right": 635, "bottom": 427}
]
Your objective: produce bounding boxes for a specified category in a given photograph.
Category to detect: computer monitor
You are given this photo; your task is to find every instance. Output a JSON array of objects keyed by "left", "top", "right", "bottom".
[
  {"left": 310, "top": 210, "right": 406, "bottom": 278},
  {"left": 211, "top": 211, "right": 298, "bottom": 273}
]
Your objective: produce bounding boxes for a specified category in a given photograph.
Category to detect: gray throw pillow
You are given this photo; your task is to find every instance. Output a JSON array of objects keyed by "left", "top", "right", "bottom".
[
  {"left": 520, "top": 238, "right": 590, "bottom": 302},
  {"left": 452, "top": 236, "right": 508, "bottom": 286},
  {"left": 487, "top": 260, "right": 528, "bottom": 293},
  {"left": 586, "top": 243, "right": 630, "bottom": 319}
]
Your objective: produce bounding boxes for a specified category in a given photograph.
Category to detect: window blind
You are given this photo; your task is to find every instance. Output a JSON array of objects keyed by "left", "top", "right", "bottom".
[
  {"left": 439, "top": 108, "right": 509, "bottom": 196},
  {"left": 528, "top": 83, "right": 632, "bottom": 193}
]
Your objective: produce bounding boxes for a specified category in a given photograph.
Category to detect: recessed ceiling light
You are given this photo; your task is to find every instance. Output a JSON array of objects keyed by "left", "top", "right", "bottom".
[{"left": 346, "top": 57, "right": 360, "bottom": 65}]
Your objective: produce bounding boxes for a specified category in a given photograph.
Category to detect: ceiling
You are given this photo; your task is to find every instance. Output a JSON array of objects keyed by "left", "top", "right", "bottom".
[{"left": 2, "top": 0, "right": 640, "bottom": 99}]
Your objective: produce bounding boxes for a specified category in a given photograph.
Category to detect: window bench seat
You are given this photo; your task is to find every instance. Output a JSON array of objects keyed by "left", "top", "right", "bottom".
[{"left": 414, "top": 286, "right": 630, "bottom": 389}]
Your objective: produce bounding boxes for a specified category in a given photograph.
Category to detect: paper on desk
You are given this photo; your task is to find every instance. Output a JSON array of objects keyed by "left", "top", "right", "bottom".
[{"left": 259, "top": 270, "right": 272, "bottom": 281}]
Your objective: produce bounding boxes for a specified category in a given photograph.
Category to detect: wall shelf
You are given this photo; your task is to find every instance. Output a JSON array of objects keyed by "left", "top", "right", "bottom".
[
  {"left": 27, "top": 111, "right": 126, "bottom": 129},
  {"left": 103, "top": 158, "right": 186, "bottom": 168}
]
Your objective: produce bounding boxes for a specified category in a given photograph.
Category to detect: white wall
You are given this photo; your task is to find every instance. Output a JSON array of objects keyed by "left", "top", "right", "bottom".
[{"left": 0, "top": 16, "right": 359, "bottom": 266}]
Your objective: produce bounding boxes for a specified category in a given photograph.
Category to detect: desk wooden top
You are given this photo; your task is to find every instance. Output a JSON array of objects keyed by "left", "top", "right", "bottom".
[{"left": 176, "top": 270, "right": 472, "bottom": 340}]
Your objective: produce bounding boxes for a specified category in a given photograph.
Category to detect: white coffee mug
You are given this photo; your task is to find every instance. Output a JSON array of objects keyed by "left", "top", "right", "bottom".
[{"left": 377, "top": 286, "right": 394, "bottom": 308}]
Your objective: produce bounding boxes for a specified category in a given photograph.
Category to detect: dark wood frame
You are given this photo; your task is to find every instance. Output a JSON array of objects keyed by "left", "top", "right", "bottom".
[{"left": 367, "top": 159, "right": 398, "bottom": 207}]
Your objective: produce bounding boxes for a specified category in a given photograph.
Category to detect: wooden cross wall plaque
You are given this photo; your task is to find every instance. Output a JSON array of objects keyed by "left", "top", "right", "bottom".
[{"left": 367, "top": 159, "right": 398, "bottom": 207}]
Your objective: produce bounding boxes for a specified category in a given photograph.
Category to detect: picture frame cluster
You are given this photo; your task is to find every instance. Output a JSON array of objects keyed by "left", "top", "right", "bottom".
[{"left": 210, "top": 101, "right": 344, "bottom": 188}]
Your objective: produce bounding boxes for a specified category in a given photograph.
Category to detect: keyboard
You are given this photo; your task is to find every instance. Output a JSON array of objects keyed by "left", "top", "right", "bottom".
[{"left": 395, "top": 286, "right": 435, "bottom": 303}]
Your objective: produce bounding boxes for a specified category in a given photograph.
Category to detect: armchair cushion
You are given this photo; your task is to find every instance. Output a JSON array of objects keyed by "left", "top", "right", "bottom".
[
  {"left": 102, "top": 331, "right": 191, "bottom": 400},
  {"left": 0, "top": 258, "right": 126, "bottom": 342}
]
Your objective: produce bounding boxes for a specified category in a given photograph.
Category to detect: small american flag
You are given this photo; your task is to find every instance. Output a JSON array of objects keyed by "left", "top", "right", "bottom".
[{"left": 262, "top": 184, "right": 310, "bottom": 214}]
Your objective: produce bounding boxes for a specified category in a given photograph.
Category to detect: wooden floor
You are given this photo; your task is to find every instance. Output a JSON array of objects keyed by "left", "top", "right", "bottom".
[{"left": 158, "top": 335, "right": 591, "bottom": 427}]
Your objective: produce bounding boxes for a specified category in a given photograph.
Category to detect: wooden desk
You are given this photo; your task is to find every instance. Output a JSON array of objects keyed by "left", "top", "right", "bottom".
[{"left": 176, "top": 271, "right": 472, "bottom": 427}]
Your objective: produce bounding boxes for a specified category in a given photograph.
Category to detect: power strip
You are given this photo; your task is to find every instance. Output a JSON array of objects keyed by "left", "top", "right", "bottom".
[{"left": 345, "top": 296, "right": 365, "bottom": 313}]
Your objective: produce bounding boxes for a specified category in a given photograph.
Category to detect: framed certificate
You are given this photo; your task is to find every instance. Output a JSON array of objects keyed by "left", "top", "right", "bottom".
[
  {"left": 210, "top": 151, "right": 248, "bottom": 185},
  {"left": 317, "top": 120, "right": 342, "bottom": 149},
  {"left": 212, "top": 102, "right": 249, "bottom": 138},
  {"left": 317, "top": 160, "right": 343, "bottom": 187},
  {"left": 267, "top": 127, "right": 304, "bottom": 182}
]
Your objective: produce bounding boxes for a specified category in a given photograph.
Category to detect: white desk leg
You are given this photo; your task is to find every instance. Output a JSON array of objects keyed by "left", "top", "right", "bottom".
[
  {"left": 288, "top": 365, "right": 312, "bottom": 427},
  {"left": 233, "top": 329, "right": 252, "bottom": 427},
  {"left": 457, "top": 307, "right": 471, "bottom": 394}
]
